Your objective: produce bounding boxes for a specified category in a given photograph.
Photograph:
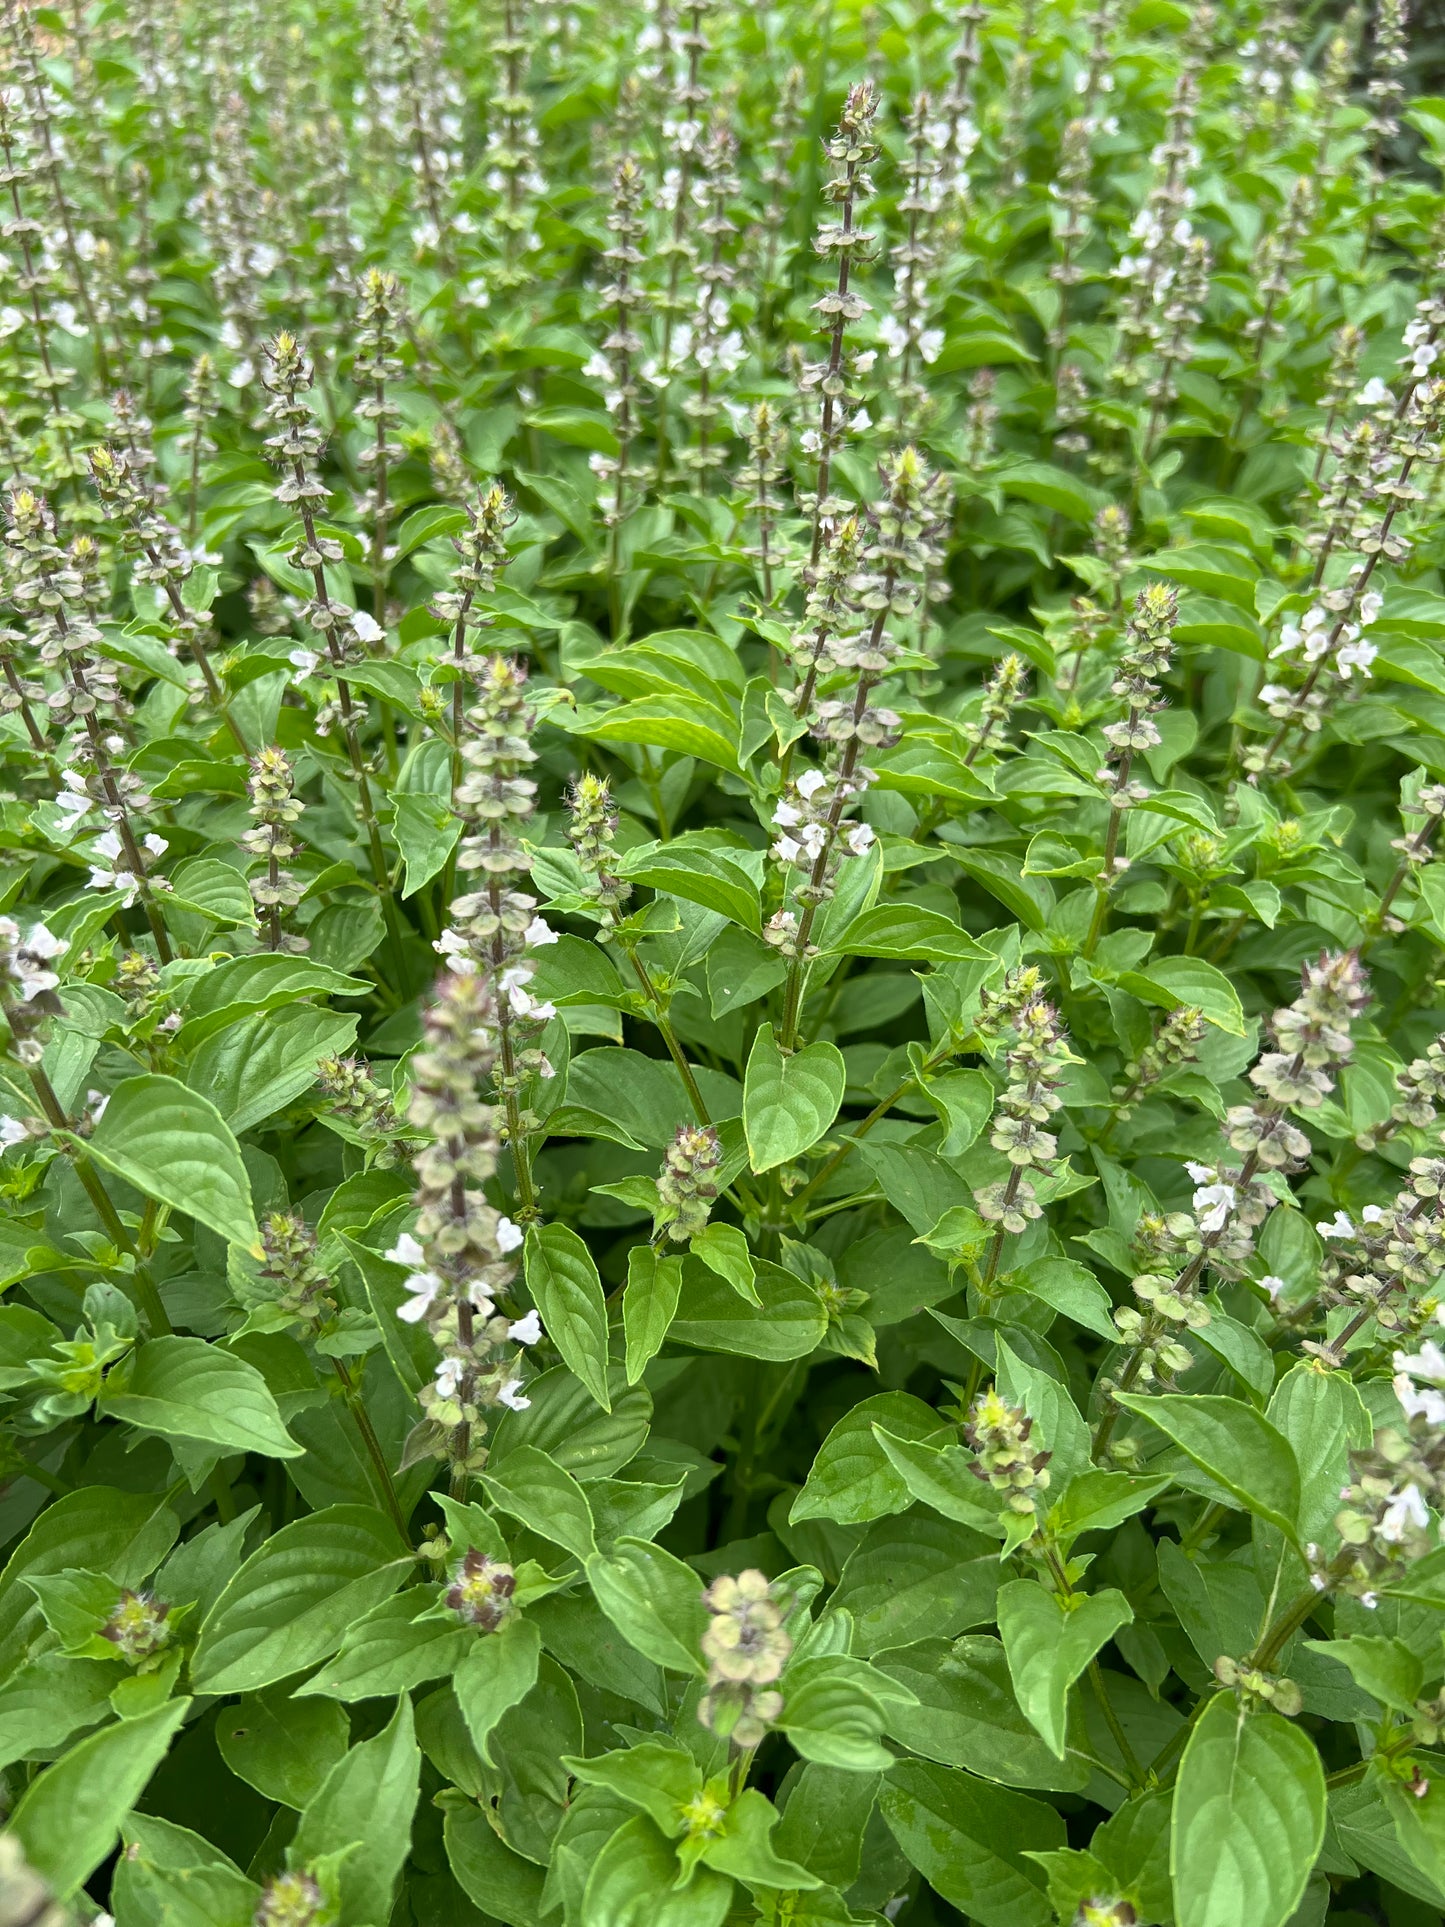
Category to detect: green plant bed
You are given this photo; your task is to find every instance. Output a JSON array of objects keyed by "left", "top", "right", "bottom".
[{"left": 0, "top": 2, "right": 1442, "bottom": 1924}]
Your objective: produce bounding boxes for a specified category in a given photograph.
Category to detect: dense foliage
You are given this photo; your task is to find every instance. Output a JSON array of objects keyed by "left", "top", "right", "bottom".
[{"left": 8, "top": 1, "right": 1445, "bottom": 1924}]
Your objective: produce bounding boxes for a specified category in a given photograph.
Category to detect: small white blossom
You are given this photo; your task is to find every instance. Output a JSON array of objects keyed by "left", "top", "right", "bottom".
[
  {"left": 1378, "top": 1483, "right": 1431, "bottom": 1543},
  {"left": 507, "top": 1309, "right": 542, "bottom": 1345}
]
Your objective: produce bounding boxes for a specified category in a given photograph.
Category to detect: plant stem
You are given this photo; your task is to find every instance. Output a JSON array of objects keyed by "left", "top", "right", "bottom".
[
  {"left": 331, "top": 1356, "right": 410, "bottom": 1541},
  {"left": 30, "top": 1065, "right": 172, "bottom": 1335}
]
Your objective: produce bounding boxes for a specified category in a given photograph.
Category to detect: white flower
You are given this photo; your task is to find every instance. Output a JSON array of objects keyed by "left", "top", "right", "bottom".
[
  {"left": 508, "top": 984, "right": 556, "bottom": 1020},
  {"left": 397, "top": 1271, "right": 442, "bottom": 1322},
  {"left": 508, "top": 1310, "right": 542, "bottom": 1345},
  {"left": 1358, "top": 591, "right": 1384, "bottom": 627},
  {"left": 228, "top": 358, "right": 255, "bottom": 389},
  {"left": 845, "top": 823, "right": 875, "bottom": 856},
  {"left": 876, "top": 315, "right": 907, "bottom": 358},
  {"left": 1336, "top": 637, "right": 1377, "bottom": 679},
  {"left": 498, "top": 1378, "right": 531, "bottom": 1411},
  {"left": 12, "top": 923, "right": 64, "bottom": 1001},
  {"left": 773, "top": 833, "right": 802, "bottom": 864},
  {"left": 918, "top": 326, "right": 945, "bottom": 365},
  {"left": 386, "top": 1234, "right": 444, "bottom": 1323},
  {"left": 1396, "top": 1338, "right": 1445, "bottom": 1386},
  {"left": 1357, "top": 377, "right": 1391, "bottom": 406},
  {"left": 0, "top": 1114, "right": 29, "bottom": 1147},
  {"left": 496, "top": 1216, "right": 524, "bottom": 1254},
  {"left": 1260, "top": 1274, "right": 1287, "bottom": 1302},
  {"left": 797, "top": 768, "right": 828, "bottom": 800},
  {"left": 1378, "top": 1483, "right": 1431, "bottom": 1543},
  {"left": 1361, "top": 1204, "right": 1385, "bottom": 1224},
  {"left": 288, "top": 647, "right": 321, "bottom": 676},
  {"left": 583, "top": 351, "right": 613, "bottom": 383},
  {"left": 434, "top": 1356, "right": 465, "bottom": 1398},
  {"left": 773, "top": 800, "right": 803, "bottom": 828},
  {"left": 351, "top": 610, "right": 385, "bottom": 644},
  {"left": 1317, "top": 1211, "right": 1355, "bottom": 1241},
  {"left": 55, "top": 771, "right": 92, "bottom": 821},
  {"left": 1394, "top": 1372, "right": 1445, "bottom": 1428},
  {"left": 524, "top": 915, "right": 558, "bottom": 947},
  {"left": 434, "top": 928, "right": 476, "bottom": 973},
  {"left": 1184, "top": 1162, "right": 1235, "bottom": 1233},
  {"left": 87, "top": 831, "right": 163, "bottom": 907}
]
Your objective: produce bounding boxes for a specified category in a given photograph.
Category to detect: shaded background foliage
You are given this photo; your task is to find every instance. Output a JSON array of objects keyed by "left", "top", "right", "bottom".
[{"left": 0, "top": 2, "right": 1444, "bottom": 1927}]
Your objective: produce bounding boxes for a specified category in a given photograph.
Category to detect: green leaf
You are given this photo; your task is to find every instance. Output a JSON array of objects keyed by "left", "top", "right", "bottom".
[
  {"left": 185, "top": 1004, "right": 358, "bottom": 1133},
  {"left": 191, "top": 1504, "right": 412, "bottom": 1694},
  {"left": 689, "top": 1220, "right": 759, "bottom": 1303},
  {"left": 11, "top": 1696, "right": 190, "bottom": 1899},
  {"left": 1115, "top": 1392, "right": 1302, "bottom": 1544},
  {"left": 874, "top": 1636, "right": 1087, "bottom": 1793},
  {"left": 1302, "top": 1634, "right": 1422, "bottom": 1713},
  {"left": 997, "top": 1333, "right": 1091, "bottom": 1490},
  {"left": 291, "top": 1695, "right": 420, "bottom": 1927},
  {"left": 1047, "top": 1470, "right": 1172, "bottom": 1549},
  {"left": 581, "top": 693, "right": 742, "bottom": 773},
  {"left": 176, "top": 954, "right": 370, "bottom": 1049},
  {"left": 620, "top": 836, "right": 761, "bottom": 929},
  {"left": 455, "top": 1616, "right": 544, "bottom": 1762},
  {"left": 1267, "top": 1364, "right": 1371, "bottom": 1548},
  {"left": 489, "top": 1362, "right": 651, "bottom": 1482},
  {"left": 832, "top": 902, "right": 989, "bottom": 962},
  {"left": 831, "top": 1515, "right": 1002, "bottom": 1655},
  {"left": 701, "top": 1788, "right": 822, "bottom": 1889},
  {"left": 393, "top": 502, "right": 467, "bottom": 558},
  {"left": 772, "top": 1763, "right": 881, "bottom": 1889},
  {"left": 393, "top": 791, "right": 461, "bottom": 897},
  {"left": 1117, "top": 956, "right": 1245, "bottom": 1035},
  {"left": 1172, "top": 1695, "right": 1325, "bottom": 1927},
  {"left": 1381, "top": 1772, "right": 1445, "bottom": 1901},
  {"left": 777, "top": 1654, "right": 909, "bottom": 1772},
  {"left": 586, "top": 1536, "right": 708, "bottom": 1675},
  {"left": 670, "top": 1255, "right": 827, "bottom": 1360},
  {"left": 870, "top": 1426, "right": 1006, "bottom": 1535},
  {"left": 623, "top": 1245, "right": 682, "bottom": 1383},
  {"left": 524, "top": 1221, "right": 612, "bottom": 1412},
  {"left": 446, "top": 1801, "right": 549, "bottom": 1926},
  {"left": 165, "top": 857, "right": 256, "bottom": 928},
  {"left": 87, "top": 1074, "right": 256, "bottom": 1247},
  {"left": 100, "top": 1335, "right": 301, "bottom": 1458},
  {"left": 0, "top": 1488, "right": 178, "bottom": 1676},
  {"left": 215, "top": 1686, "right": 351, "bottom": 1807},
  {"left": 1010, "top": 1257, "right": 1119, "bottom": 1341},
  {"left": 996, "top": 1580, "right": 1134, "bottom": 1758},
  {"left": 582, "top": 1814, "right": 732, "bottom": 1927},
  {"left": 566, "top": 1736, "right": 699, "bottom": 1827},
  {"left": 790, "top": 1392, "right": 952, "bottom": 1526},
  {"left": 482, "top": 1442, "right": 598, "bottom": 1562},
  {"left": 296, "top": 1590, "right": 474, "bottom": 1702},
  {"left": 0, "top": 1655, "right": 118, "bottom": 1771},
  {"left": 878, "top": 1758, "right": 1065, "bottom": 1927},
  {"left": 743, "top": 1026, "right": 845, "bottom": 1172}
]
